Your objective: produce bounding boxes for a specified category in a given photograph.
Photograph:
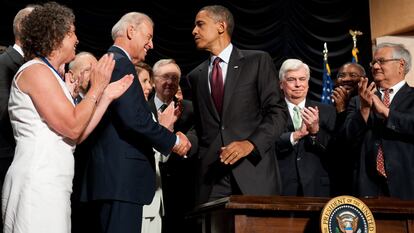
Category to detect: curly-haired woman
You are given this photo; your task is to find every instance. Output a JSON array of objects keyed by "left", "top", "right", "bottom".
[{"left": 1, "top": 2, "right": 132, "bottom": 232}]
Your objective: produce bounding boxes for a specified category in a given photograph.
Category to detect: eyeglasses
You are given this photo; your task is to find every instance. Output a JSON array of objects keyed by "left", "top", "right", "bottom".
[
  {"left": 337, "top": 72, "right": 362, "bottom": 79},
  {"left": 155, "top": 74, "right": 179, "bottom": 83},
  {"left": 369, "top": 58, "right": 400, "bottom": 67}
]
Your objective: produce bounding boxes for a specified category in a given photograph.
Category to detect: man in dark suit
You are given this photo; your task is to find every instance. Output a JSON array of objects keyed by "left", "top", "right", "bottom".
[
  {"left": 80, "top": 12, "right": 191, "bottom": 233},
  {"left": 275, "top": 59, "right": 336, "bottom": 197},
  {"left": 330, "top": 62, "right": 366, "bottom": 196},
  {"left": 188, "top": 5, "right": 287, "bottom": 204},
  {"left": 344, "top": 42, "right": 414, "bottom": 200},
  {"left": 148, "top": 59, "right": 197, "bottom": 233},
  {"left": 0, "top": 5, "right": 35, "bottom": 204}
]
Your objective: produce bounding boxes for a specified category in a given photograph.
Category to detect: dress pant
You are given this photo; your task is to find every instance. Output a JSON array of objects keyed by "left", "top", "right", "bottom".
[{"left": 98, "top": 200, "right": 143, "bottom": 233}]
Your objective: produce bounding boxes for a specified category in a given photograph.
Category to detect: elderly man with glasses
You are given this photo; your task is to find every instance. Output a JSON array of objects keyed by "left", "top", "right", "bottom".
[{"left": 343, "top": 42, "right": 414, "bottom": 200}]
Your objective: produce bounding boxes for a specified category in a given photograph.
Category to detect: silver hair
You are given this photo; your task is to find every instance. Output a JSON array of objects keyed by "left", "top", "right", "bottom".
[
  {"left": 13, "top": 5, "right": 37, "bottom": 40},
  {"left": 374, "top": 42, "right": 411, "bottom": 75},
  {"left": 68, "top": 51, "right": 96, "bottom": 70},
  {"left": 153, "top": 58, "right": 181, "bottom": 78},
  {"left": 279, "top": 58, "right": 310, "bottom": 81},
  {"left": 111, "top": 12, "right": 153, "bottom": 41}
]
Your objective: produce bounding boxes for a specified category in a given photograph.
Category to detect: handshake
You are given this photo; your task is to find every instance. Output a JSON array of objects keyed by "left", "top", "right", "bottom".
[{"left": 172, "top": 132, "right": 191, "bottom": 157}]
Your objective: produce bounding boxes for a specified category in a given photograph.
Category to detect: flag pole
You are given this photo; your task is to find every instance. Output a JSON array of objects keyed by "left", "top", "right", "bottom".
[{"left": 349, "top": 29, "right": 363, "bottom": 63}]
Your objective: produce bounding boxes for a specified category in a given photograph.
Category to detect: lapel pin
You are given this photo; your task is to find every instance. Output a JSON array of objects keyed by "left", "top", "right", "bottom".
[{"left": 234, "top": 66, "right": 239, "bottom": 69}]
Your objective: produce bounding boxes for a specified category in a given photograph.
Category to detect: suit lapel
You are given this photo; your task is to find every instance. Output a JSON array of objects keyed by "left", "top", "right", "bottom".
[
  {"left": 148, "top": 97, "right": 158, "bottom": 120},
  {"left": 198, "top": 60, "right": 220, "bottom": 121},
  {"left": 5, "top": 46, "right": 24, "bottom": 68},
  {"left": 221, "top": 48, "right": 243, "bottom": 118},
  {"left": 390, "top": 83, "right": 410, "bottom": 110}
]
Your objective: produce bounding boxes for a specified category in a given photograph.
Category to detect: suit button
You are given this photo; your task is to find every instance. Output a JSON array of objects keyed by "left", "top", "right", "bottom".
[
  {"left": 221, "top": 126, "right": 225, "bottom": 130},
  {"left": 297, "top": 157, "right": 301, "bottom": 161}
]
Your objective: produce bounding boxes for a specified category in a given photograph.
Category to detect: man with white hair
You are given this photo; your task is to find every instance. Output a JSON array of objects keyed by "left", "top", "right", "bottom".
[
  {"left": 275, "top": 58, "right": 336, "bottom": 197},
  {"left": 65, "top": 51, "right": 98, "bottom": 103},
  {"left": 344, "top": 43, "right": 414, "bottom": 200},
  {"left": 80, "top": 12, "right": 191, "bottom": 233}
]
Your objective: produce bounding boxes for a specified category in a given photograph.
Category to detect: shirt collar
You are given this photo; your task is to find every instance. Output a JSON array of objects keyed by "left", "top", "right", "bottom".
[
  {"left": 13, "top": 44, "right": 24, "bottom": 57},
  {"left": 380, "top": 80, "right": 406, "bottom": 94},
  {"left": 210, "top": 43, "right": 233, "bottom": 65},
  {"left": 154, "top": 95, "right": 165, "bottom": 111},
  {"left": 113, "top": 45, "right": 132, "bottom": 61},
  {"left": 285, "top": 98, "right": 306, "bottom": 110}
]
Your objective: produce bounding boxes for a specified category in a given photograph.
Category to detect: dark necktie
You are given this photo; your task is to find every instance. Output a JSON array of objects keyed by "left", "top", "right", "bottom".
[
  {"left": 159, "top": 103, "right": 168, "bottom": 112},
  {"left": 73, "top": 96, "right": 82, "bottom": 105},
  {"left": 377, "top": 89, "right": 390, "bottom": 177},
  {"left": 210, "top": 57, "right": 224, "bottom": 115}
]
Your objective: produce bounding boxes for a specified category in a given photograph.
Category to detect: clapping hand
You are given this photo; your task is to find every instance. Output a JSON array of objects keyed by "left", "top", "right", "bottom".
[
  {"left": 158, "top": 102, "right": 178, "bottom": 132},
  {"left": 301, "top": 106, "right": 319, "bottom": 135}
]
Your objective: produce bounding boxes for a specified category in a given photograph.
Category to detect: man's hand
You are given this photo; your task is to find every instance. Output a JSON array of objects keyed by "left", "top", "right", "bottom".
[
  {"left": 358, "top": 77, "right": 376, "bottom": 122},
  {"left": 64, "top": 72, "right": 79, "bottom": 98},
  {"left": 301, "top": 106, "right": 319, "bottom": 135},
  {"left": 332, "top": 86, "right": 349, "bottom": 113},
  {"left": 219, "top": 140, "right": 254, "bottom": 165},
  {"left": 292, "top": 123, "right": 309, "bottom": 142},
  {"left": 172, "top": 131, "right": 191, "bottom": 157},
  {"left": 372, "top": 94, "right": 390, "bottom": 118},
  {"left": 158, "top": 102, "right": 178, "bottom": 132}
]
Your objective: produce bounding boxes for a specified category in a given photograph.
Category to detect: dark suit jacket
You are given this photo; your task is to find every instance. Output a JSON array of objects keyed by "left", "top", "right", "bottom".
[
  {"left": 80, "top": 46, "right": 176, "bottom": 205},
  {"left": 276, "top": 99, "right": 336, "bottom": 197},
  {"left": 344, "top": 83, "right": 414, "bottom": 200},
  {"left": 0, "top": 46, "right": 23, "bottom": 160},
  {"left": 187, "top": 47, "right": 287, "bottom": 204},
  {"left": 148, "top": 97, "right": 198, "bottom": 232}
]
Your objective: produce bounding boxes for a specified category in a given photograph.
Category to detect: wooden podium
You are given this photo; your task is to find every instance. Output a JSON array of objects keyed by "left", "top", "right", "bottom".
[{"left": 191, "top": 195, "right": 414, "bottom": 233}]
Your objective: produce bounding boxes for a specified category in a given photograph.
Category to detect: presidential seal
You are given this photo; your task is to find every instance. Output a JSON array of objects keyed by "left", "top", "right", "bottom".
[{"left": 320, "top": 195, "right": 376, "bottom": 233}]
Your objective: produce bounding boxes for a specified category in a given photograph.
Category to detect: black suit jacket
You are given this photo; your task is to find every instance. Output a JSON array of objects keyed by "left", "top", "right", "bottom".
[
  {"left": 187, "top": 47, "right": 287, "bottom": 204},
  {"left": 276, "top": 99, "right": 336, "bottom": 197},
  {"left": 80, "top": 46, "right": 176, "bottom": 205},
  {"left": 0, "top": 46, "right": 23, "bottom": 159},
  {"left": 344, "top": 83, "right": 414, "bottom": 200}
]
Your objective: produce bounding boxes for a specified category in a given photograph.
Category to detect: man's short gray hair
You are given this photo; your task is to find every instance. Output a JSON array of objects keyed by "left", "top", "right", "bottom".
[
  {"left": 279, "top": 59, "right": 310, "bottom": 81},
  {"left": 111, "top": 12, "right": 154, "bottom": 41},
  {"left": 374, "top": 42, "right": 412, "bottom": 75}
]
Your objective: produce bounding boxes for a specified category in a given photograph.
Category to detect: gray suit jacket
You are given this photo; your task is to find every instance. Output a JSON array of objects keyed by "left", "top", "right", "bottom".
[{"left": 0, "top": 46, "right": 23, "bottom": 159}]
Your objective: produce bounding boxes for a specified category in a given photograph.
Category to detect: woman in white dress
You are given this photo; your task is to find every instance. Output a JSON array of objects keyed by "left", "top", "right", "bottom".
[{"left": 2, "top": 2, "right": 133, "bottom": 233}]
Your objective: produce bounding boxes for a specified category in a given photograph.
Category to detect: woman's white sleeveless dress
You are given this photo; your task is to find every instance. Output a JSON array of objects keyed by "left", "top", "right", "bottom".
[{"left": 2, "top": 60, "right": 76, "bottom": 233}]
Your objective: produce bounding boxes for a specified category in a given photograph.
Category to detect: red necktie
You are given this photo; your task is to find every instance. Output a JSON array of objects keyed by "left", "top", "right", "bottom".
[
  {"left": 210, "top": 57, "right": 224, "bottom": 115},
  {"left": 377, "top": 89, "right": 390, "bottom": 177}
]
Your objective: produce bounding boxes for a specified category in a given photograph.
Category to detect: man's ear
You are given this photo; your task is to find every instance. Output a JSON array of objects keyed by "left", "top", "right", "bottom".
[
  {"left": 218, "top": 21, "right": 226, "bottom": 34},
  {"left": 65, "top": 70, "right": 75, "bottom": 83},
  {"left": 126, "top": 25, "right": 134, "bottom": 40}
]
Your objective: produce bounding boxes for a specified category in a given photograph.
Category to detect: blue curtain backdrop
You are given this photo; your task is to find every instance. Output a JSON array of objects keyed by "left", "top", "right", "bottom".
[{"left": 0, "top": 0, "right": 372, "bottom": 101}]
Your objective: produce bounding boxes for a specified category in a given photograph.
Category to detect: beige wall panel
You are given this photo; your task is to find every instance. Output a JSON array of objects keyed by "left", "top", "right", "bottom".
[{"left": 370, "top": 0, "right": 414, "bottom": 40}]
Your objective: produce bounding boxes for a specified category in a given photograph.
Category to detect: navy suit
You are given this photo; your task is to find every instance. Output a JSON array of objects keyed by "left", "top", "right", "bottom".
[
  {"left": 344, "top": 84, "right": 414, "bottom": 200},
  {"left": 276, "top": 99, "right": 336, "bottom": 197},
  {"left": 187, "top": 47, "right": 287, "bottom": 204},
  {"left": 80, "top": 46, "right": 177, "bottom": 232}
]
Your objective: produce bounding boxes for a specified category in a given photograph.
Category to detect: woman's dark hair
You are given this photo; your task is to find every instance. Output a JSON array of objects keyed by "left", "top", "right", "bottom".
[{"left": 21, "top": 2, "right": 75, "bottom": 60}]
